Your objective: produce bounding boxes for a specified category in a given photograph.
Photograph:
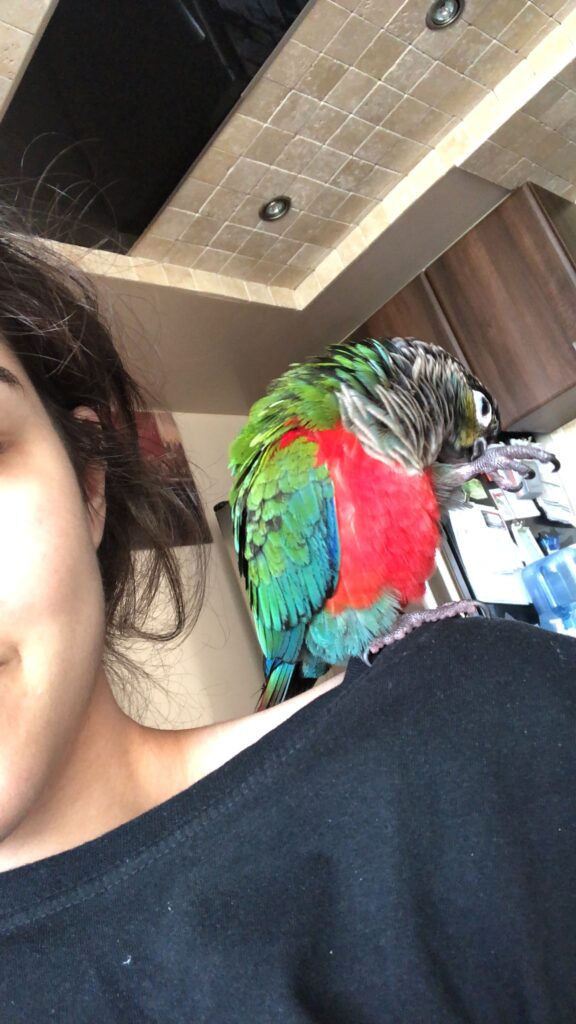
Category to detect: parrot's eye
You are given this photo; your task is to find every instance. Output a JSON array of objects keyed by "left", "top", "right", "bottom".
[{"left": 472, "top": 389, "right": 492, "bottom": 427}]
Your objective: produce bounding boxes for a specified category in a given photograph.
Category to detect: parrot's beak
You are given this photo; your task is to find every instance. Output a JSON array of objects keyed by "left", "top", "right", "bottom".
[{"left": 472, "top": 437, "right": 487, "bottom": 460}]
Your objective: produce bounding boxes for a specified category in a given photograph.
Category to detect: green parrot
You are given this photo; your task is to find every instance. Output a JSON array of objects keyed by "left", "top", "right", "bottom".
[{"left": 229, "top": 336, "right": 559, "bottom": 712}]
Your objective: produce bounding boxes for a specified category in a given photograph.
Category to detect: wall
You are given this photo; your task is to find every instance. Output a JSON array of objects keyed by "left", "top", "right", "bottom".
[
  {"left": 118, "top": 413, "right": 264, "bottom": 730},
  {"left": 539, "top": 416, "right": 576, "bottom": 517}
]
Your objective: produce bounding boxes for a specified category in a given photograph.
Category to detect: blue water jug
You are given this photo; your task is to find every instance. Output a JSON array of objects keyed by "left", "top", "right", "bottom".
[{"left": 521, "top": 546, "right": 576, "bottom": 635}]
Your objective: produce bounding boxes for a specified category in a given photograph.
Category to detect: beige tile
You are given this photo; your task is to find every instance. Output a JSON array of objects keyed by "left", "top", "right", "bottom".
[
  {"left": 523, "top": 77, "right": 566, "bottom": 117},
  {"left": 296, "top": 54, "right": 348, "bottom": 100},
  {"left": 0, "top": 19, "right": 31, "bottom": 78},
  {"left": 328, "top": 114, "right": 375, "bottom": 153},
  {"left": 283, "top": 211, "right": 337, "bottom": 244},
  {"left": 354, "top": 80, "right": 403, "bottom": 123},
  {"left": 238, "top": 230, "right": 282, "bottom": 260},
  {"left": 493, "top": 56, "right": 540, "bottom": 103},
  {"left": 304, "top": 145, "right": 349, "bottom": 183},
  {"left": 325, "top": 14, "right": 377, "bottom": 65},
  {"left": 383, "top": 46, "right": 434, "bottom": 91},
  {"left": 441, "top": 25, "right": 494, "bottom": 73},
  {"left": 329, "top": 155, "right": 374, "bottom": 191},
  {"left": 288, "top": 241, "right": 331, "bottom": 269},
  {"left": 265, "top": 235, "right": 306, "bottom": 262},
  {"left": 359, "top": 164, "right": 401, "bottom": 197},
  {"left": 435, "top": 124, "right": 477, "bottom": 167},
  {"left": 381, "top": 94, "right": 433, "bottom": 138},
  {"left": 180, "top": 216, "right": 222, "bottom": 246},
  {"left": 411, "top": 63, "right": 488, "bottom": 117},
  {"left": 214, "top": 115, "right": 263, "bottom": 158},
  {"left": 249, "top": 260, "right": 287, "bottom": 284},
  {"left": 192, "top": 148, "right": 237, "bottom": 186},
  {"left": 269, "top": 91, "right": 321, "bottom": 133},
  {"left": 294, "top": 272, "right": 323, "bottom": 307},
  {"left": 525, "top": 23, "right": 576, "bottom": 75},
  {"left": 151, "top": 208, "right": 196, "bottom": 241},
  {"left": 325, "top": 67, "right": 377, "bottom": 113},
  {"left": 538, "top": 89, "right": 576, "bottom": 129},
  {"left": 229, "top": 195, "right": 267, "bottom": 229},
  {"left": 209, "top": 223, "right": 256, "bottom": 254},
  {"left": 466, "top": 40, "right": 522, "bottom": 87},
  {"left": 193, "top": 249, "right": 234, "bottom": 272},
  {"left": 337, "top": 226, "right": 367, "bottom": 264},
  {"left": 307, "top": 184, "right": 350, "bottom": 217},
  {"left": 533, "top": 0, "right": 571, "bottom": 13},
  {"left": 350, "top": 0, "right": 405, "bottom": 29},
  {"left": 165, "top": 241, "right": 205, "bottom": 267},
  {"left": 412, "top": 17, "right": 468, "bottom": 59},
  {"left": 131, "top": 235, "right": 175, "bottom": 260},
  {"left": 498, "top": 155, "right": 536, "bottom": 186},
  {"left": 288, "top": 175, "right": 325, "bottom": 209},
  {"left": 557, "top": 61, "right": 576, "bottom": 89},
  {"left": 218, "top": 276, "right": 250, "bottom": 301},
  {"left": 198, "top": 187, "right": 244, "bottom": 220},
  {"left": 269, "top": 265, "right": 309, "bottom": 288},
  {"left": 264, "top": 40, "right": 317, "bottom": 88},
  {"left": 357, "top": 126, "right": 428, "bottom": 170},
  {"left": 386, "top": 0, "right": 428, "bottom": 43},
  {"left": 334, "top": 191, "right": 378, "bottom": 221},
  {"left": 250, "top": 166, "right": 297, "bottom": 200},
  {"left": 243, "top": 281, "right": 275, "bottom": 304},
  {"left": 161, "top": 265, "right": 196, "bottom": 289},
  {"left": 0, "top": 0, "right": 51, "bottom": 33},
  {"left": 239, "top": 79, "right": 290, "bottom": 121},
  {"left": 220, "top": 254, "right": 260, "bottom": 280},
  {"left": 313, "top": 250, "right": 345, "bottom": 289},
  {"left": 193, "top": 270, "right": 227, "bottom": 296},
  {"left": 274, "top": 135, "right": 324, "bottom": 173},
  {"left": 298, "top": 103, "right": 348, "bottom": 142},
  {"left": 245, "top": 125, "right": 293, "bottom": 163},
  {"left": 268, "top": 285, "right": 300, "bottom": 306},
  {"left": 462, "top": 139, "right": 527, "bottom": 177},
  {"left": 134, "top": 264, "right": 170, "bottom": 286},
  {"left": 547, "top": 138, "right": 576, "bottom": 177},
  {"left": 170, "top": 178, "right": 214, "bottom": 214},
  {"left": 222, "top": 157, "right": 269, "bottom": 193},
  {"left": 291, "top": 0, "right": 350, "bottom": 49},
  {"left": 466, "top": 0, "right": 526, "bottom": 38},
  {"left": 356, "top": 30, "right": 405, "bottom": 78},
  {"left": 310, "top": 217, "right": 353, "bottom": 246},
  {"left": 498, "top": 3, "right": 553, "bottom": 51}
]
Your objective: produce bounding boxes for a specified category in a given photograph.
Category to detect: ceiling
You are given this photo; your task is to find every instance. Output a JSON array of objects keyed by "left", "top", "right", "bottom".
[{"left": 0, "top": 0, "right": 574, "bottom": 415}]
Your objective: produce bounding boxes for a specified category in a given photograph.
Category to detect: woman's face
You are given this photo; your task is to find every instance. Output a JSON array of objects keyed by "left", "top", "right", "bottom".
[{"left": 0, "top": 341, "right": 107, "bottom": 844}]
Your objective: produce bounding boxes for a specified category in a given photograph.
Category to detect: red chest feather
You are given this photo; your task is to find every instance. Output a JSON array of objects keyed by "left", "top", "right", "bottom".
[{"left": 280, "top": 423, "right": 440, "bottom": 614}]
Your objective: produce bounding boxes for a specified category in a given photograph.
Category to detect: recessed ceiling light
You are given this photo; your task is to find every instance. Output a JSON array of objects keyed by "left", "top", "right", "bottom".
[
  {"left": 259, "top": 196, "right": 291, "bottom": 221},
  {"left": 425, "top": 0, "right": 465, "bottom": 30}
]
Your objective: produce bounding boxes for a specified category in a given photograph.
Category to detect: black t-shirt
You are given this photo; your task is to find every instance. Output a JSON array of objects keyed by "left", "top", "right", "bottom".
[{"left": 1, "top": 617, "right": 575, "bottom": 1023}]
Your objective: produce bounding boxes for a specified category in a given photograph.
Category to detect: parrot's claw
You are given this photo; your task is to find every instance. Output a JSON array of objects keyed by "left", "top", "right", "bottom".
[
  {"left": 362, "top": 600, "right": 486, "bottom": 662},
  {"left": 455, "top": 443, "right": 560, "bottom": 489}
]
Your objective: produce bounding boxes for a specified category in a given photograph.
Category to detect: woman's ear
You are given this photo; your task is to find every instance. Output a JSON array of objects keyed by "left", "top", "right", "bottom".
[{"left": 72, "top": 406, "right": 107, "bottom": 549}]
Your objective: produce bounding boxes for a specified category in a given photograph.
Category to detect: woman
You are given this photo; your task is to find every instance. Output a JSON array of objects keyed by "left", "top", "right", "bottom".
[{"left": 0, "top": 220, "right": 575, "bottom": 1023}]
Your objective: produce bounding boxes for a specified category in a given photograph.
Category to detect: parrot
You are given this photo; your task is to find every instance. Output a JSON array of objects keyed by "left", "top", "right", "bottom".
[{"left": 228, "top": 336, "right": 560, "bottom": 712}]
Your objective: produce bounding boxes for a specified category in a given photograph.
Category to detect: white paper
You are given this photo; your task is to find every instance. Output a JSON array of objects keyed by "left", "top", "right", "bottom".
[{"left": 448, "top": 507, "right": 530, "bottom": 604}]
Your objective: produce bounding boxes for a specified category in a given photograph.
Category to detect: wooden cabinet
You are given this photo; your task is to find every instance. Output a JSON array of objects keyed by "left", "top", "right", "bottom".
[
  {"left": 363, "top": 184, "right": 576, "bottom": 433},
  {"left": 365, "top": 273, "right": 467, "bottom": 365}
]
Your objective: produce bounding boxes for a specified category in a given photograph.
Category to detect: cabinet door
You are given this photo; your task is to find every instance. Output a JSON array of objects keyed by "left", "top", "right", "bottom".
[
  {"left": 425, "top": 185, "right": 576, "bottom": 430},
  {"left": 364, "top": 273, "right": 468, "bottom": 365}
]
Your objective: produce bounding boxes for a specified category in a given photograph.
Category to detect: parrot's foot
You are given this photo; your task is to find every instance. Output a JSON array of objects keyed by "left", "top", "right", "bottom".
[
  {"left": 458, "top": 443, "right": 560, "bottom": 493},
  {"left": 362, "top": 601, "right": 486, "bottom": 664}
]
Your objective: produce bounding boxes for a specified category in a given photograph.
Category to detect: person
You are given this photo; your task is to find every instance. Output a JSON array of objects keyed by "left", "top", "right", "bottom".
[{"left": 0, "top": 217, "right": 575, "bottom": 1024}]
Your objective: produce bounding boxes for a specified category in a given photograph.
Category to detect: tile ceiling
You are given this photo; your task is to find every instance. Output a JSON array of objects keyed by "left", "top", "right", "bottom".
[{"left": 1, "top": 0, "right": 576, "bottom": 308}]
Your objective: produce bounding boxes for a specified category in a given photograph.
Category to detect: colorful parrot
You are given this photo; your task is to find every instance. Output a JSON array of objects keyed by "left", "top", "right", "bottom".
[{"left": 229, "top": 336, "right": 559, "bottom": 712}]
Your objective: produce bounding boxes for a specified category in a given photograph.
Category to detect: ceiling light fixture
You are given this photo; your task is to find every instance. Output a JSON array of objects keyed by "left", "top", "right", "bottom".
[
  {"left": 425, "top": 0, "right": 465, "bottom": 30},
  {"left": 259, "top": 195, "right": 291, "bottom": 221}
]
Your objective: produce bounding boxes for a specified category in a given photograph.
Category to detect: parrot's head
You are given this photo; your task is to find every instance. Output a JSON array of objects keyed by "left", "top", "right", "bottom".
[{"left": 439, "top": 368, "right": 500, "bottom": 464}]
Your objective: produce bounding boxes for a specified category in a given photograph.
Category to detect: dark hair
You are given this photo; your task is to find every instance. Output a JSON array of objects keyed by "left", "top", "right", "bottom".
[{"left": 0, "top": 206, "right": 209, "bottom": 719}]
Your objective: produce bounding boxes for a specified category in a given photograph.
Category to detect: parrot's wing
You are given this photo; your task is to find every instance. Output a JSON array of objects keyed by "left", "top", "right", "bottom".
[{"left": 231, "top": 436, "right": 340, "bottom": 665}]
